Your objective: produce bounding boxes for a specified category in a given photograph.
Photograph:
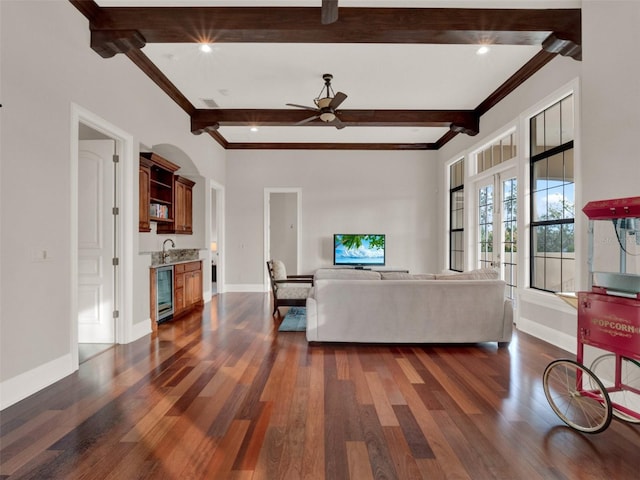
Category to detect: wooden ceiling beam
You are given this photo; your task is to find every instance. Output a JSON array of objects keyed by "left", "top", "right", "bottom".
[
  {"left": 190, "top": 109, "right": 479, "bottom": 135},
  {"left": 79, "top": 5, "right": 580, "bottom": 59}
]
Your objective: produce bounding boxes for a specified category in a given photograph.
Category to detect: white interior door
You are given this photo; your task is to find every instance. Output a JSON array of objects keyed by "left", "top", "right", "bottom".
[
  {"left": 78, "top": 140, "right": 116, "bottom": 343},
  {"left": 475, "top": 167, "right": 518, "bottom": 302}
]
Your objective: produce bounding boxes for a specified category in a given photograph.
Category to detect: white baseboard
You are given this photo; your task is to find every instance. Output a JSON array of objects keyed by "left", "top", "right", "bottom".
[
  {"left": 130, "top": 319, "right": 152, "bottom": 342},
  {"left": 0, "top": 354, "right": 74, "bottom": 411},
  {"left": 516, "top": 316, "right": 576, "bottom": 355},
  {"left": 225, "top": 284, "right": 265, "bottom": 293}
]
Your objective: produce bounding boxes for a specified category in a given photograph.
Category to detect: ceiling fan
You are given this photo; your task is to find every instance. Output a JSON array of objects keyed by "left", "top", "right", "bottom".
[
  {"left": 286, "top": 73, "right": 348, "bottom": 129},
  {"left": 321, "top": 0, "right": 339, "bottom": 24}
]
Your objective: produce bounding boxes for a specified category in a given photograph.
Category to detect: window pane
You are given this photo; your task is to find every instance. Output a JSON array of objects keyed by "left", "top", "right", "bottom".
[
  {"left": 531, "top": 113, "right": 545, "bottom": 155},
  {"left": 563, "top": 183, "right": 575, "bottom": 219},
  {"left": 562, "top": 224, "right": 574, "bottom": 253},
  {"left": 532, "top": 191, "right": 547, "bottom": 222},
  {"left": 533, "top": 257, "right": 545, "bottom": 289},
  {"left": 561, "top": 258, "right": 575, "bottom": 291},
  {"left": 546, "top": 224, "right": 561, "bottom": 253},
  {"left": 483, "top": 147, "right": 492, "bottom": 170},
  {"left": 492, "top": 144, "right": 502, "bottom": 166},
  {"left": 548, "top": 153, "right": 563, "bottom": 185},
  {"left": 561, "top": 95, "right": 574, "bottom": 143},
  {"left": 477, "top": 151, "right": 484, "bottom": 173},
  {"left": 545, "top": 102, "right": 561, "bottom": 149},
  {"left": 564, "top": 149, "right": 574, "bottom": 183},
  {"left": 546, "top": 185, "right": 565, "bottom": 221},
  {"left": 534, "top": 225, "right": 546, "bottom": 253},
  {"left": 545, "top": 258, "right": 562, "bottom": 291},
  {"left": 533, "top": 159, "right": 548, "bottom": 191}
]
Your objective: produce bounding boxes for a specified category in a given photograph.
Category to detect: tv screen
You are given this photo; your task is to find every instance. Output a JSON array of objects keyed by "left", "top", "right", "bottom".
[{"left": 333, "top": 234, "right": 385, "bottom": 267}]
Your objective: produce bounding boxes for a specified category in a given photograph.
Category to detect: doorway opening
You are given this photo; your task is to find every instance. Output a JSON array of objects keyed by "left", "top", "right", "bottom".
[
  {"left": 264, "top": 188, "right": 302, "bottom": 290},
  {"left": 71, "top": 104, "right": 135, "bottom": 369}
]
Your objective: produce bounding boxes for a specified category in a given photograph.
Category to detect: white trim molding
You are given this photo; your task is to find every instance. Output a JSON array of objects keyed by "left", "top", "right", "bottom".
[{"left": 0, "top": 354, "right": 73, "bottom": 410}]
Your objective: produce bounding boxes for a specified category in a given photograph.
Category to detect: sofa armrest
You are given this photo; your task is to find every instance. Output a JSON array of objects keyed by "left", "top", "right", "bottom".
[{"left": 499, "top": 298, "right": 514, "bottom": 347}]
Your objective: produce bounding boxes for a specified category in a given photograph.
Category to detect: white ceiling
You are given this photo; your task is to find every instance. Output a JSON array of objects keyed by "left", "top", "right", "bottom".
[{"left": 94, "top": 0, "right": 581, "bottom": 146}]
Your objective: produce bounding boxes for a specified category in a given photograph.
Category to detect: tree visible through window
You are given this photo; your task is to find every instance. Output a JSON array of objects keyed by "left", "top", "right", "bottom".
[{"left": 530, "top": 95, "right": 575, "bottom": 292}]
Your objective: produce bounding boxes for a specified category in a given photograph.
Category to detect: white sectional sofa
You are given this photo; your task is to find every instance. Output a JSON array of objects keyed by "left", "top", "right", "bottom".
[{"left": 306, "top": 268, "right": 513, "bottom": 346}]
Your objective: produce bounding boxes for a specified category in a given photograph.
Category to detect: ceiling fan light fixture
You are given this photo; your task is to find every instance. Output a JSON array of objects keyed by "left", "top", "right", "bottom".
[
  {"left": 320, "top": 111, "right": 336, "bottom": 123},
  {"left": 316, "top": 97, "right": 333, "bottom": 109}
]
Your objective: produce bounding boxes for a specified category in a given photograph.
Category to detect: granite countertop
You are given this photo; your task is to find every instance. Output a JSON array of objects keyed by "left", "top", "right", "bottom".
[
  {"left": 148, "top": 248, "right": 201, "bottom": 267},
  {"left": 149, "top": 258, "right": 203, "bottom": 269}
]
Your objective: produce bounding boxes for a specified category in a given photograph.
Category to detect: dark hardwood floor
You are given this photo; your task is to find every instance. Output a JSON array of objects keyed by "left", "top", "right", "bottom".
[{"left": 1, "top": 292, "right": 639, "bottom": 479}]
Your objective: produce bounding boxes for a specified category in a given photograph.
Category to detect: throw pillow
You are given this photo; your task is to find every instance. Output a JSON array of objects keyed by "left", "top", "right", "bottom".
[{"left": 271, "top": 260, "right": 287, "bottom": 280}]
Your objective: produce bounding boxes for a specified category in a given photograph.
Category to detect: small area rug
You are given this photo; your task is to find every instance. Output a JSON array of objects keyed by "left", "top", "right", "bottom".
[{"left": 278, "top": 307, "right": 306, "bottom": 332}]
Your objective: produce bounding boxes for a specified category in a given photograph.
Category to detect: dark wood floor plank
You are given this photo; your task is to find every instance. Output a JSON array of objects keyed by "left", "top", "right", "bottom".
[{"left": 2, "top": 294, "right": 640, "bottom": 479}]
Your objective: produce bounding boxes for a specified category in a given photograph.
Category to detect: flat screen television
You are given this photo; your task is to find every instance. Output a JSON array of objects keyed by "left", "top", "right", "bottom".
[{"left": 333, "top": 234, "right": 385, "bottom": 267}]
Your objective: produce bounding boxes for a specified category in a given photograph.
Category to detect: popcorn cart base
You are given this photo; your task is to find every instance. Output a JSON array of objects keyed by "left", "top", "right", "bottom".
[{"left": 543, "top": 196, "right": 640, "bottom": 433}]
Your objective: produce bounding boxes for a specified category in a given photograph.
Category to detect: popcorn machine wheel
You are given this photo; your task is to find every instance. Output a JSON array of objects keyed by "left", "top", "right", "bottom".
[{"left": 543, "top": 196, "right": 640, "bottom": 433}]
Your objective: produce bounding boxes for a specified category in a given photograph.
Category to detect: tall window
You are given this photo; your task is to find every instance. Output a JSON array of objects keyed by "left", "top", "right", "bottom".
[
  {"left": 478, "top": 184, "right": 493, "bottom": 270},
  {"left": 502, "top": 178, "right": 518, "bottom": 300},
  {"left": 449, "top": 159, "right": 464, "bottom": 272},
  {"left": 530, "top": 95, "right": 575, "bottom": 292}
]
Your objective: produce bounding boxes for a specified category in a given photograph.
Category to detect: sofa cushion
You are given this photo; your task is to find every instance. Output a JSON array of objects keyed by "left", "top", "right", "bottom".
[
  {"left": 314, "top": 268, "right": 381, "bottom": 281},
  {"left": 435, "top": 268, "right": 499, "bottom": 280},
  {"left": 380, "top": 272, "right": 436, "bottom": 280}
]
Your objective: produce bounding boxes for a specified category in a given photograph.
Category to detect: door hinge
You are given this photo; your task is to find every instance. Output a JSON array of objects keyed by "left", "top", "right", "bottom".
[
  {"left": 112, "top": 207, "right": 119, "bottom": 215},
  {"left": 112, "top": 154, "right": 120, "bottom": 164},
  {"left": 112, "top": 257, "right": 119, "bottom": 266},
  {"left": 113, "top": 310, "right": 119, "bottom": 319}
]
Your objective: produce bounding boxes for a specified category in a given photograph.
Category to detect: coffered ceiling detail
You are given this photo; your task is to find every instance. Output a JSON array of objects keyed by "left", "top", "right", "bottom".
[{"left": 71, "top": 1, "right": 581, "bottom": 150}]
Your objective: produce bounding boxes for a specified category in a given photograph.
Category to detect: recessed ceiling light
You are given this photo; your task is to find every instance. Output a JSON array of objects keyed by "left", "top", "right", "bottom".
[
  {"left": 477, "top": 46, "right": 490, "bottom": 55},
  {"left": 200, "top": 44, "right": 212, "bottom": 53},
  {"left": 250, "top": 127, "right": 259, "bottom": 132}
]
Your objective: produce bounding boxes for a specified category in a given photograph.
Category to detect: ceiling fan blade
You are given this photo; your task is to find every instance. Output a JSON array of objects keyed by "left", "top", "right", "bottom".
[
  {"left": 286, "top": 103, "right": 319, "bottom": 112},
  {"left": 321, "top": 0, "right": 338, "bottom": 25},
  {"left": 329, "top": 91, "right": 347, "bottom": 109},
  {"left": 331, "top": 117, "right": 346, "bottom": 130},
  {"left": 295, "top": 114, "right": 320, "bottom": 126}
]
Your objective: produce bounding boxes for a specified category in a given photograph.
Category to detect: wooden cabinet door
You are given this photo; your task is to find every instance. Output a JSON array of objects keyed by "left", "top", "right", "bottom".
[
  {"left": 191, "top": 269, "right": 202, "bottom": 305},
  {"left": 138, "top": 164, "right": 151, "bottom": 232},
  {"left": 183, "top": 184, "right": 193, "bottom": 234},
  {"left": 174, "top": 181, "right": 187, "bottom": 232},
  {"left": 183, "top": 262, "right": 202, "bottom": 307}
]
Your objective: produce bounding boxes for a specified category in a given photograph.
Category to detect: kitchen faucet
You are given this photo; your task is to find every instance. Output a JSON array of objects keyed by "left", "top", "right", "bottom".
[{"left": 162, "top": 238, "right": 175, "bottom": 263}]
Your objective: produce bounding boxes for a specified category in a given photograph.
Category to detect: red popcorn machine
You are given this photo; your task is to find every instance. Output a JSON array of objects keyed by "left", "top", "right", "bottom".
[{"left": 543, "top": 196, "right": 640, "bottom": 433}]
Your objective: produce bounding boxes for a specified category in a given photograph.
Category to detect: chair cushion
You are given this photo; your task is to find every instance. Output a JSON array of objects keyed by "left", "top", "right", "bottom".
[
  {"left": 271, "top": 260, "right": 287, "bottom": 280},
  {"left": 277, "top": 286, "right": 311, "bottom": 299}
]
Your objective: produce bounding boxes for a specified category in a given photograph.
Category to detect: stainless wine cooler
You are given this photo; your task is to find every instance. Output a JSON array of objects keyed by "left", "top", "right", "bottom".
[{"left": 156, "top": 265, "right": 174, "bottom": 322}]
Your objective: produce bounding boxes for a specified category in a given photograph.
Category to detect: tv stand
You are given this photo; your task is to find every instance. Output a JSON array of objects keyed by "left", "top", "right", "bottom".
[{"left": 353, "top": 266, "right": 370, "bottom": 270}]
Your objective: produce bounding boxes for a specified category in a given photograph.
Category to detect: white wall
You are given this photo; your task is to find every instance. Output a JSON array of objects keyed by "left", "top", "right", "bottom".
[
  {"left": 225, "top": 150, "right": 439, "bottom": 289},
  {"left": 0, "top": 0, "right": 225, "bottom": 408}
]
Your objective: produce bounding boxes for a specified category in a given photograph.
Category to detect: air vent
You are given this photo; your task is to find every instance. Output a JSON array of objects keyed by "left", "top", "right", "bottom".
[{"left": 201, "top": 98, "right": 219, "bottom": 108}]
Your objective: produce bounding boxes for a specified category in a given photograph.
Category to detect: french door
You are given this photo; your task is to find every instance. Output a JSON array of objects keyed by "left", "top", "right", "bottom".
[{"left": 475, "top": 168, "right": 518, "bottom": 302}]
